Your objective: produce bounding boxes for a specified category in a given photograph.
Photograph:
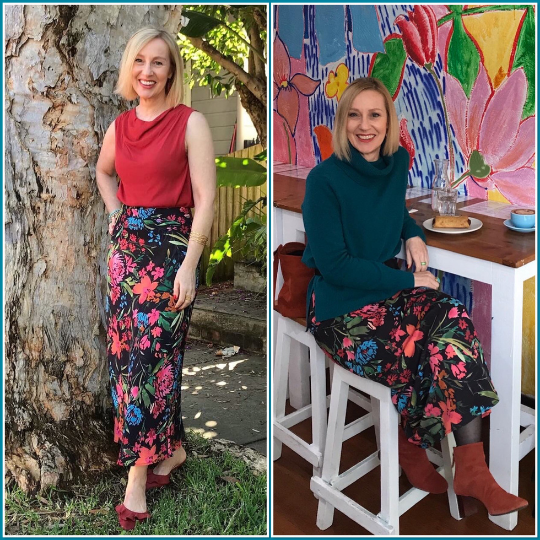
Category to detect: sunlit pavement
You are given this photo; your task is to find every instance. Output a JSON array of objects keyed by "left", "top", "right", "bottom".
[{"left": 182, "top": 339, "right": 267, "bottom": 455}]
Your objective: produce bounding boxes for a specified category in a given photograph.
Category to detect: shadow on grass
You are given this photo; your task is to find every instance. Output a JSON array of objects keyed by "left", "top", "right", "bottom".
[{"left": 5, "top": 432, "right": 267, "bottom": 535}]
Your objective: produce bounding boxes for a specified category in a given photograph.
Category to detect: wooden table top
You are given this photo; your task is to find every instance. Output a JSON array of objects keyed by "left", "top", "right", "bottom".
[{"left": 273, "top": 172, "right": 535, "bottom": 269}]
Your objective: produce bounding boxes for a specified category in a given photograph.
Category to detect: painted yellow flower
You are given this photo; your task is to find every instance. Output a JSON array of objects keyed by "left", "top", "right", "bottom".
[{"left": 325, "top": 63, "right": 349, "bottom": 101}]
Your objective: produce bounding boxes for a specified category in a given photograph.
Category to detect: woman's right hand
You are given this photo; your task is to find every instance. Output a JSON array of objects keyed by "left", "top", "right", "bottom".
[
  {"left": 108, "top": 214, "right": 119, "bottom": 235},
  {"left": 413, "top": 271, "right": 440, "bottom": 290}
]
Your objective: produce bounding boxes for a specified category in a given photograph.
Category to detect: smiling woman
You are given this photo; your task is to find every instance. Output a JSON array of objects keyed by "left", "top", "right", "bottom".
[{"left": 95, "top": 26, "right": 216, "bottom": 531}]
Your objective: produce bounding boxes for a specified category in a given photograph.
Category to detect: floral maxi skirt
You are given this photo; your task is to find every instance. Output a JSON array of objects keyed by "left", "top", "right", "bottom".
[
  {"left": 106, "top": 206, "right": 197, "bottom": 467},
  {"left": 308, "top": 287, "right": 499, "bottom": 448}
]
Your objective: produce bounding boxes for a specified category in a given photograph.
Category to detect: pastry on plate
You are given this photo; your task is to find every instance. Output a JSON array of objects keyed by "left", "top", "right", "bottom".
[{"left": 433, "top": 215, "right": 471, "bottom": 229}]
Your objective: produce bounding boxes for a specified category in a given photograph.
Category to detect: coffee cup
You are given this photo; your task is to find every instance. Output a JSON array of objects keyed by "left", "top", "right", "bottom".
[{"left": 510, "top": 208, "right": 535, "bottom": 229}]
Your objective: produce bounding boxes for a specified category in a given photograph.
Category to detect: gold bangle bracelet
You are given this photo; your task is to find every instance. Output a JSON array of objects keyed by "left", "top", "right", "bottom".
[
  {"left": 189, "top": 238, "right": 207, "bottom": 246},
  {"left": 189, "top": 232, "right": 208, "bottom": 245}
]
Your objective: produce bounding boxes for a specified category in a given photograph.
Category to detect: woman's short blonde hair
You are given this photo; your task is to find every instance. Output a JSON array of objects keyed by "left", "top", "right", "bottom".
[
  {"left": 332, "top": 77, "right": 400, "bottom": 161},
  {"left": 115, "top": 27, "right": 184, "bottom": 107}
]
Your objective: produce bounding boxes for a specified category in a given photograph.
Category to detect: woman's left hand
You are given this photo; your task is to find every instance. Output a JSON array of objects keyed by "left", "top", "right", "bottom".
[
  {"left": 405, "top": 236, "right": 429, "bottom": 272},
  {"left": 173, "top": 264, "right": 196, "bottom": 311}
]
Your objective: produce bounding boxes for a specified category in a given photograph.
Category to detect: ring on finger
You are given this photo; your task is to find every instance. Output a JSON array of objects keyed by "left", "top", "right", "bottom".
[{"left": 420, "top": 262, "right": 427, "bottom": 266}]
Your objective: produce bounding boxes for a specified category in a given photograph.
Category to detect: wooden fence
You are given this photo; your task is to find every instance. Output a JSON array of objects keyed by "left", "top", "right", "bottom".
[{"left": 198, "top": 143, "right": 267, "bottom": 283}]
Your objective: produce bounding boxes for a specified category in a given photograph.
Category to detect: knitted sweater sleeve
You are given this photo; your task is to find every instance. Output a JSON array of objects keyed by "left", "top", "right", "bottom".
[
  {"left": 302, "top": 172, "right": 414, "bottom": 292},
  {"left": 401, "top": 202, "right": 426, "bottom": 242}
]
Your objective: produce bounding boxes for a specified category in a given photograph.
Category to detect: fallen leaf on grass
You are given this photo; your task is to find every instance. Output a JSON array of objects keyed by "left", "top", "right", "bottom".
[
  {"left": 88, "top": 509, "right": 108, "bottom": 515},
  {"left": 220, "top": 476, "right": 240, "bottom": 484},
  {"left": 38, "top": 496, "right": 49, "bottom": 505}
]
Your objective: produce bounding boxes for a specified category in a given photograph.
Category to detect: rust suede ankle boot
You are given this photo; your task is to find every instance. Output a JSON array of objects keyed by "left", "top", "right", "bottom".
[
  {"left": 398, "top": 427, "right": 448, "bottom": 494},
  {"left": 453, "top": 442, "right": 528, "bottom": 516}
]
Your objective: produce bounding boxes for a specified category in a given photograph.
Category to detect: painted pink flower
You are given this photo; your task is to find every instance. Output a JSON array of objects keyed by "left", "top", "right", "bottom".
[
  {"left": 274, "top": 35, "right": 320, "bottom": 135},
  {"left": 342, "top": 337, "right": 353, "bottom": 348},
  {"left": 151, "top": 326, "right": 162, "bottom": 338},
  {"left": 445, "top": 343, "right": 456, "bottom": 359},
  {"left": 425, "top": 403, "right": 442, "bottom": 417},
  {"left": 108, "top": 251, "right": 126, "bottom": 286},
  {"left": 389, "top": 327, "right": 406, "bottom": 343},
  {"left": 395, "top": 5, "right": 438, "bottom": 67},
  {"left": 446, "top": 65, "right": 535, "bottom": 205},
  {"left": 140, "top": 335, "right": 151, "bottom": 350},
  {"left": 149, "top": 309, "right": 160, "bottom": 325},
  {"left": 451, "top": 361, "right": 467, "bottom": 380},
  {"left": 156, "top": 364, "right": 174, "bottom": 398},
  {"left": 346, "top": 350, "right": 355, "bottom": 361},
  {"left": 448, "top": 307, "right": 459, "bottom": 319}
]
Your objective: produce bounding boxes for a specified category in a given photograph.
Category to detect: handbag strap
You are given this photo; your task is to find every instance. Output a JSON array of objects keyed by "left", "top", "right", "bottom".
[{"left": 273, "top": 244, "right": 282, "bottom": 307}]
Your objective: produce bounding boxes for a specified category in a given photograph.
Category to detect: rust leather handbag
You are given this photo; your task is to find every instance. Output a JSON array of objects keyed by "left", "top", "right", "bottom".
[{"left": 273, "top": 242, "right": 315, "bottom": 319}]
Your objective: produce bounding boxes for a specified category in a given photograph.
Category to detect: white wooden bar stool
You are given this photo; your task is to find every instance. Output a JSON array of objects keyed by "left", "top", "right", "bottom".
[
  {"left": 311, "top": 362, "right": 459, "bottom": 535},
  {"left": 273, "top": 313, "right": 374, "bottom": 476}
]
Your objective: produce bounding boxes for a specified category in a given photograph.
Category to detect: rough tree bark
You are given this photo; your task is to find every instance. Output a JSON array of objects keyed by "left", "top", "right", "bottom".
[{"left": 5, "top": 4, "right": 184, "bottom": 493}]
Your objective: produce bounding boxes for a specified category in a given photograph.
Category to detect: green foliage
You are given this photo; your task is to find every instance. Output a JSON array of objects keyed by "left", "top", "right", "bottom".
[
  {"left": 206, "top": 197, "right": 267, "bottom": 286},
  {"left": 216, "top": 157, "right": 267, "bottom": 188},
  {"left": 179, "top": 5, "right": 267, "bottom": 99}
]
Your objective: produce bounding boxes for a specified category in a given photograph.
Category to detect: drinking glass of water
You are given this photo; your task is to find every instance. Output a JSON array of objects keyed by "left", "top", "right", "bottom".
[{"left": 438, "top": 188, "right": 458, "bottom": 216}]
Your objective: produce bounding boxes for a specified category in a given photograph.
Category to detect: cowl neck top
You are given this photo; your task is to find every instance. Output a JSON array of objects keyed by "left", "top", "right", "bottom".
[
  {"left": 115, "top": 104, "right": 194, "bottom": 208},
  {"left": 333, "top": 143, "right": 395, "bottom": 181},
  {"left": 301, "top": 145, "right": 425, "bottom": 321}
]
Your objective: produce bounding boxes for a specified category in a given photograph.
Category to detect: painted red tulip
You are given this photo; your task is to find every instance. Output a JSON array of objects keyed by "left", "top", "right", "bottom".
[
  {"left": 399, "top": 118, "right": 415, "bottom": 170},
  {"left": 395, "top": 5, "right": 438, "bottom": 67}
]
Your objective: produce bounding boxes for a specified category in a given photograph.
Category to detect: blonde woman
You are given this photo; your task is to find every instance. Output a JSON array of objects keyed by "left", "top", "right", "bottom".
[
  {"left": 96, "top": 27, "right": 215, "bottom": 530},
  {"left": 302, "top": 77, "right": 527, "bottom": 520}
]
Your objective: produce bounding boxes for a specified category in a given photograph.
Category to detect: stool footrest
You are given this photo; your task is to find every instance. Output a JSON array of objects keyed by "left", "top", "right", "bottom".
[
  {"left": 311, "top": 476, "right": 395, "bottom": 535},
  {"left": 343, "top": 413, "right": 374, "bottom": 442},
  {"left": 273, "top": 421, "right": 323, "bottom": 467},
  {"left": 397, "top": 466, "right": 444, "bottom": 515},
  {"left": 278, "top": 403, "right": 314, "bottom": 429},
  {"left": 519, "top": 424, "right": 535, "bottom": 460},
  {"left": 331, "top": 451, "right": 380, "bottom": 491}
]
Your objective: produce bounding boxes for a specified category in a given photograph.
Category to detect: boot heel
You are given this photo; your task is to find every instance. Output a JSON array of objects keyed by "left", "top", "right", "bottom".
[{"left": 458, "top": 495, "right": 479, "bottom": 517}]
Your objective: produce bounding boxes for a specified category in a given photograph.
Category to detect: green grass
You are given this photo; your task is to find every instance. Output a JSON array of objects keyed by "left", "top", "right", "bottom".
[{"left": 5, "top": 433, "right": 267, "bottom": 535}]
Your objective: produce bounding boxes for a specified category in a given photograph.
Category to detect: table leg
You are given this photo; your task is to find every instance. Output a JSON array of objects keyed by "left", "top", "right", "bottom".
[{"left": 489, "top": 265, "right": 523, "bottom": 530}]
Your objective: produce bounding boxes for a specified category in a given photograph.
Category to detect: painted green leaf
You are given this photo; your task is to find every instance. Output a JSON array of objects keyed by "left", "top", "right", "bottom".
[
  {"left": 468, "top": 150, "right": 491, "bottom": 179},
  {"left": 447, "top": 16, "right": 480, "bottom": 98},
  {"left": 215, "top": 157, "right": 267, "bottom": 188},
  {"left": 141, "top": 389, "right": 151, "bottom": 409},
  {"left": 370, "top": 38, "right": 406, "bottom": 98},
  {"left": 511, "top": 7, "right": 535, "bottom": 118}
]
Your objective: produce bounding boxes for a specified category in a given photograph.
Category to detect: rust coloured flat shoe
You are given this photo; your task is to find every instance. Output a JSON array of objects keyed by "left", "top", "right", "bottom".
[
  {"left": 115, "top": 503, "right": 150, "bottom": 531},
  {"left": 146, "top": 457, "right": 186, "bottom": 490}
]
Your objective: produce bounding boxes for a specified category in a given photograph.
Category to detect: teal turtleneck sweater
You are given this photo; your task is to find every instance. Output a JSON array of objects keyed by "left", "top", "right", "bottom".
[{"left": 302, "top": 145, "right": 425, "bottom": 321}]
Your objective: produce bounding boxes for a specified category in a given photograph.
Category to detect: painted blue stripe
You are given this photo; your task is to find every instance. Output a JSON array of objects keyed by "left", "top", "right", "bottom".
[
  {"left": 278, "top": 5, "right": 304, "bottom": 59},
  {"left": 349, "top": 5, "right": 384, "bottom": 53}
]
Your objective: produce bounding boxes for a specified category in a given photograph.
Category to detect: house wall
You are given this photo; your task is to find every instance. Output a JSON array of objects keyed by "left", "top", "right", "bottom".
[{"left": 191, "top": 84, "right": 238, "bottom": 156}]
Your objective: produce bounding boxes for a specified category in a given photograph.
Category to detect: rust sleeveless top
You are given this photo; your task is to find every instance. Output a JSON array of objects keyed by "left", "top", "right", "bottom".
[{"left": 115, "top": 104, "right": 195, "bottom": 208}]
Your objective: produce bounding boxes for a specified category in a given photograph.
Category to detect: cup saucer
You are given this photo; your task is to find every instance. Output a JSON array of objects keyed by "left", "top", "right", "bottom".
[{"left": 503, "top": 219, "right": 535, "bottom": 233}]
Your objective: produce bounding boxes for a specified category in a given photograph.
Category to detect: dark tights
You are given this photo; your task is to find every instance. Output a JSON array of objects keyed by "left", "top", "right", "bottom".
[{"left": 454, "top": 416, "right": 482, "bottom": 446}]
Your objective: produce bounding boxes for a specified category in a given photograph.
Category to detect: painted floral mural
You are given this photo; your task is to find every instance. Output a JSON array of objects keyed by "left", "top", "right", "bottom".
[{"left": 273, "top": 4, "right": 536, "bottom": 206}]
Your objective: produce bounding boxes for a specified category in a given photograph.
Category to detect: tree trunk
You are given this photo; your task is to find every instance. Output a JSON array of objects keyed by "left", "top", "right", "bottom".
[
  {"left": 5, "top": 4, "right": 184, "bottom": 493},
  {"left": 237, "top": 81, "right": 267, "bottom": 147}
]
